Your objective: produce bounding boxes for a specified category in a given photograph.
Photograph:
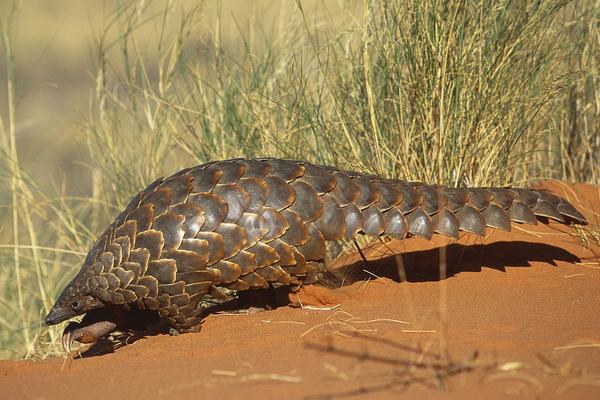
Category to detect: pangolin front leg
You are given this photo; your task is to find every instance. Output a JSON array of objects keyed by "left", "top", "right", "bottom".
[{"left": 45, "top": 158, "right": 588, "bottom": 350}]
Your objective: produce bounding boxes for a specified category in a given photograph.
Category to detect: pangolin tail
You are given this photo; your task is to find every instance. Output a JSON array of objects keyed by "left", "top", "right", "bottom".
[{"left": 374, "top": 183, "right": 587, "bottom": 241}]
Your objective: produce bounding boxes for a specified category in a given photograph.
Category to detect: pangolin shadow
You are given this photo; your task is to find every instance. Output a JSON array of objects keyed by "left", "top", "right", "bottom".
[
  {"left": 327, "top": 240, "right": 581, "bottom": 285},
  {"left": 76, "top": 240, "right": 579, "bottom": 358}
]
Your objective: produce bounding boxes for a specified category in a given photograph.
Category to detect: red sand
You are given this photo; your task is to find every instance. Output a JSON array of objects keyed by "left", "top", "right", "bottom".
[{"left": 1, "top": 182, "right": 599, "bottom": 399}]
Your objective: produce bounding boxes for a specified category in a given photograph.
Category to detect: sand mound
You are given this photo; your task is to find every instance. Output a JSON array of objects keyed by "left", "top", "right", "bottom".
[{"left": 2, "top": 182, "right": 599, "bottom": 399}]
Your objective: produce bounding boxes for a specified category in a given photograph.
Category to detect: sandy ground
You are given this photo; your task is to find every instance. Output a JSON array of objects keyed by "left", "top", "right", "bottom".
[{"left": 1, "top": 182, "right": 599, "bottom": 400}]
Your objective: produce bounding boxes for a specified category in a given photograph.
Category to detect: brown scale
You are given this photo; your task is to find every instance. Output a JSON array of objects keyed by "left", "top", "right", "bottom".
[{"left": 46, "top": 158, "right": 588, "bottom": 339}]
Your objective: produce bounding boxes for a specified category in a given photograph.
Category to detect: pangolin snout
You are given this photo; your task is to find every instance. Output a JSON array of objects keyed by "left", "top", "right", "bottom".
[{"left": 45, "top": 306, "right": 71, "bottom": 326}]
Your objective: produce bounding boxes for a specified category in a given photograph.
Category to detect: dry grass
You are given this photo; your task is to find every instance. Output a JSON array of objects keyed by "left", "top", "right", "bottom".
[{"left": 0, "top": 0, "right": 599, "bottom": 359}]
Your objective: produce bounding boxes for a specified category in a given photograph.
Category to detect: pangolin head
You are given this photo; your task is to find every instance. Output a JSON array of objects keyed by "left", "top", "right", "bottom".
[{"left": 45, "top": 269, "right": 105, "bottom": 326}]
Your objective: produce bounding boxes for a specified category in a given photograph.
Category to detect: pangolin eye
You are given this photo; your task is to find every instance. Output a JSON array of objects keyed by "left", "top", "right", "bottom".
[{"left": 71, "top": 301, "right": 81, "bottom": 310}]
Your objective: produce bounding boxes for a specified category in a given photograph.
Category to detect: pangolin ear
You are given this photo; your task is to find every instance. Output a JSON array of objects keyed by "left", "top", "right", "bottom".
[{"left": 84, "top": 295, "right": 105, "bottom": 311}]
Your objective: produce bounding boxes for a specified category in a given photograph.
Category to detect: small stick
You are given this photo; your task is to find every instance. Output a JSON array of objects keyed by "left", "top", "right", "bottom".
[{"left": 353, "top": 240, "right": 368, "bottom": 262}]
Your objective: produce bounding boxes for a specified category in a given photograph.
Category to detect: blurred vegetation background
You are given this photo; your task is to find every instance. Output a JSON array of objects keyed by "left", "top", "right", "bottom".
[{"left": 0, "top": 0, "right": 598, "bottom": 359}]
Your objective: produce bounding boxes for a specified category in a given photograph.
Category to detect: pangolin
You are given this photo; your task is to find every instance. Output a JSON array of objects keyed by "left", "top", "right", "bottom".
[{"left": 45, "top": 158, "right": 587, "bottom": 350}]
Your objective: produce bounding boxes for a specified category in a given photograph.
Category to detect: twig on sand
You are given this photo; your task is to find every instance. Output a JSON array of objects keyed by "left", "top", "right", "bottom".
[
  {"left": 304, "top": 335, "right": 479, "bottom": 399},
  {"left": 300, "top": 310, "right": 409, "bottom": 338},
  {"left": 481, "top": 370, "right": 543, "bottom": 391},
  {"left": 239, "top": 373, "right": 302, "bottom": 383},
  {"left": 554, "top": 342, "right": 600, "bottom": 351}
]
